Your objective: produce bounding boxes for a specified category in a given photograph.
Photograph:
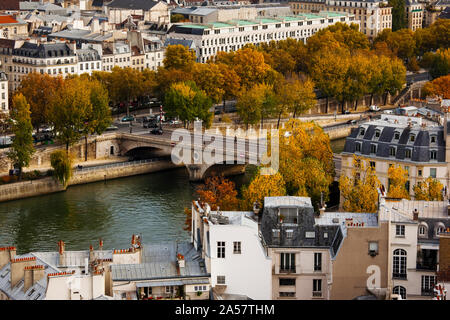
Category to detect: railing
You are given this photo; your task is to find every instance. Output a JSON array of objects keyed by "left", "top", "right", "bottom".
[
  {"left": 75, "top": 158, "right": 166, "bottom": 172},
  {"left": 312, "top": 291, "right": 322, "bottom": 298},
  {"left": 392, "top": 273, "right": 407, "bottom": 280}
]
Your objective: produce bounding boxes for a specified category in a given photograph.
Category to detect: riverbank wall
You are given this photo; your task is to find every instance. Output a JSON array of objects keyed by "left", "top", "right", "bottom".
[{"left": 0, "top": 160, "right": 182, "bottom": 203}]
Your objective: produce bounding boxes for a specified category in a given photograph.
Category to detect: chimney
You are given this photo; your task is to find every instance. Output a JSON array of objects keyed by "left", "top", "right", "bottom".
[
  {"left": 319, "top": 206, "right": 326, "bottom": 216},
  {"left": 24, "top": 265, "right": 45, "bottom": 292},
  {"left": 58, "top": 240, "right": 65, "bottom": 266},
  {"left": 99, "top": 239, "right": 103, "bottom": 251},
  {"left": 89, "top": 244, "right": 94, "bottom": 262},
  {"left": 10, "top": 257, "right": 36, "bottom": 288},
  {"left": 131, "top": 234, "right": 136, "bottom": 246},
  {"left": 0, "top": 246, "right": 16, "bottom": 269},
  {"left": 413, "top": 208, "right": 419, "bottom": 221},
  {"left": 84, "top": 257, "right": 89, "bottom": 275}
]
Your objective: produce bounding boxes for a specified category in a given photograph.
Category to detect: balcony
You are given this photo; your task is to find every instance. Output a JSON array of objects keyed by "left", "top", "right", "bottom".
[
  {"left": 392, "top": 273, "right": 407, "bottom": 280},
  {"left": 312, "top": 291, "right": 323, "bottom": 298},
  {"left": 279, "top": 268, "right": 296, "bottom": 274}
]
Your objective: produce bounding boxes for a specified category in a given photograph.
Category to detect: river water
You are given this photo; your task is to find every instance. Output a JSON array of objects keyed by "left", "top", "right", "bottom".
[{"left": 0, "top": 139, "right": 345, "bottom": 255}]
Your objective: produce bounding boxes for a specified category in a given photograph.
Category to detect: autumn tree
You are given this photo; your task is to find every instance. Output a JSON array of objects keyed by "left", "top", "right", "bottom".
[
  {"left": 192, "top": 63, "right": 225, "bottom": 104},
  {"left": 7, "top": 93, "right": 35, "bottom": 179},
  {"left": 236, "top": 83, "right": 276, "bottom": 128},
  {"left": 18, "top": 73, "right": 63, "bottom": 131},
  {"left": 229, "top": 47, "right": 271, "bottom": 89},
  {"left": 413, "top": 177, "right": 444, "bottom": 201},
  {"left": 107, "top": 67, "right": 143, "bottom": 115},
  {"left": 421, "top": 48, "right": 450, "bottom": 79},
  {"left": 339, "top": 155, "right": 381, "bottom": 213},
  {"left": 278, "top": 120, "right": 334, "bottom": 209},
  {"left": 49, "top": 77, "right": 92, "bottom": 151},
  {"left": 163, "top": 44, "right": 196, "bottom": 71},
  {"left": 288, "top": 77, "right": 316, "bottom": 118},
  {"left": 241, "top": 171, "right": 286, "bottom": 210},
  {"left": 422, "top": 74, "right": 450, "bottom": 99},
  {"left": 50, "top": 150, "right": 73, "bottom": 187},
  {"left": 196, "top": 175, "right": 239, "bottom": 210},
  {"left": 387, "top": 165, "right": 410, "bottom": 199},
  {"left": 217, "top": 63, "right": 241, "bottom": 112}
]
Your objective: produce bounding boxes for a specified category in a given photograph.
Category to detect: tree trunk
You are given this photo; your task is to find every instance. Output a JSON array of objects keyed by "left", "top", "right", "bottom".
[
  {"left": 354, "top": 100, "right": 358, "bottom": 111},
  {"left": 325, "top": 97, "right": 329, "bottom": 114},
  {"left": 84, "top": 135, "right": 88, "bottom": 161},
  {"left": 277, "top": 111, "right": 282, "bottom": 129},
  {"left": 370, "top": 94, "right": 374, "bottom": 106},
  {"left": 223, "top": 99, "right": 226, "bottom": 114},
  {"left": 293, "top": 108, "right": 297, "bottom": 119},
  {"left": 66, "top": 142, "right": 69, "bottom": 153},
  {"left": 18, "top": 167, "right": 22, "bottom": 181},
  {"left": 384, "top": 92, "right": 388, "bottom": 106}
]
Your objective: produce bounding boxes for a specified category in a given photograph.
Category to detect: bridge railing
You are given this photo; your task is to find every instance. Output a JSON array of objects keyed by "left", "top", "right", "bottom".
[{"left": 75, "top": 158, "right": 165, "bottom": 172}]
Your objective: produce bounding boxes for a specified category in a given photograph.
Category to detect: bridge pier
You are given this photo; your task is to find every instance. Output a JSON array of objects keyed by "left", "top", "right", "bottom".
[{"left": 186, "top": 164, "right": 211, "bottom": 182}]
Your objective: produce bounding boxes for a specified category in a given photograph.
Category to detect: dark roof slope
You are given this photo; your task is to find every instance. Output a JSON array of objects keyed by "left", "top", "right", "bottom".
[{"left": 107, "top": 0, "right": 161, "bottom": 10}]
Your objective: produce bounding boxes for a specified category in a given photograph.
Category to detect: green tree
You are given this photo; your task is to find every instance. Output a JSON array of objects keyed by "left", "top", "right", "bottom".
[
  {"left": 164, "top": 82, "right": 213, "bottom": 129},
  {"left": 7, "top": 93, "right": 35, "bottom": 180},
  {"left": 388, "top": 0, "right": 407, "bottom": 31},
  {"left": 50, "top": 150, "right": 72, "bottom": 187}
]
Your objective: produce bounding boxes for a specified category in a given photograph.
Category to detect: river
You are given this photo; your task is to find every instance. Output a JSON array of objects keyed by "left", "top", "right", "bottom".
[{"left": 0, "top": 138, "right": 346, "bottom": 255}]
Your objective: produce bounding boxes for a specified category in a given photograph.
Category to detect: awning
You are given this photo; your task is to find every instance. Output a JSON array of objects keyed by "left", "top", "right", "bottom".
[{"left": 419, "top": 243, "right": 439, "bottom": 250}]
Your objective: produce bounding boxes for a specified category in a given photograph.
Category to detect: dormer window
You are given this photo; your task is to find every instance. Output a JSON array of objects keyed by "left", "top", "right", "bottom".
[
  {"left": 430, "top": 135, "right": 437, "bottom": 144},
  {"left": 355, "top": 142, "right": 361, "bottom": 152},
  {"left": 374, "top": 129, "right": 381, "bottom": 139},
  {"left": 410, "top": 134, "right": 415, "bottom": 142},
  {"left": 389, "top": 147, "right": 396, "bottom": 157},
  {"left": 370, "top": 144, "right": 377, "bottom": 154},
  {"left": 394, "top": 132, "right": 400, "bottom": 140},
  {"left": 360, "top": 128, "right": 365, "bottom": 136},
  {"left": 405, "top": 149, "right": 412, "bottom": 159},
  {"left": 430, "top": 150, "right": 437, "bottom": 160}
]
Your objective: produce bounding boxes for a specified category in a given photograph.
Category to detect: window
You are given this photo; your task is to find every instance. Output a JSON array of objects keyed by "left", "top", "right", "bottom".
[
  {"left": 389, "top": 147, "right": 396, "bottom": 157},
  {"left": 410, "top": 134, "right": 415, "bottom": 142},
  {"left": 430, "top": 135, "right": 436, "bottom": 144},
  {"left": 393, "top": 286, "right": 406, "bottom": 299},
  {"left": 368, "top": 241, "right": 378, "bottom": 256},
  {"left": 313, "top": 279, "right": 322, "bottom": 297},
  {"left": 233, "top": 241, "right": 241, "bottom": 254},
  {"left": 360, "top": 128, "right": 365, "bottom": 136},
  {"left": 355, "top": 142, "right": 361, "bottom": 152},
  {"left": 165, "top": 286, "right": 174, "bottom": 294},
  {"left": 430, "top": 168, "right": 436, "bottom": 178},
  {"left": 393, "top": 249, "right": 407, "bottom": 279},
  {"left": 396, "top": 225, "right": 405, "bottom": 237},
  {"left": 279, "top": 292, "right": 295, "bottom": 297},
  {"left": 280, "top": 253, "right": 296, "bottom": 272},
  {"left": 370, "top": 144, "right": 377, "bottom": 154},
  {"left": 194, "top": 285, "right": 207, "bottom": 291},
  {"left": 217, "top": 276, "right": 225, "bottom": 284},
  {"left": 418, "top": 224, "right": 427, "bottom": 237},
  {"left": 418, "top": 168, "right": 423, "bottom": 177},
  {"left": 370, "top": 161, "right": 376, "bottom": 169},
  {"left": 279, "top": 278, "right": 296, "bottom": 286},
  {"left": 217, "top": 241, "right": 225, "bottom": 258},
  {"left": 405, "top": 149, "right": 412, "bottom": 159},
  {"left": 314, "top": 253, "right": 322, "bottom": 271},
  {"left": 430, "top": 151, "right": 437, "bottom": 160},
  {"left": 286, "top": 229, "right": 294, "bottom": 239},
  {"left": 421, "top": 276, "right": 435, "bottom": 296},
  {"left": 436, "top": 224, "right": 445, "bottom": 236},
  {"left": 375, "top": 130, "right": 380, "bottom": 138}
]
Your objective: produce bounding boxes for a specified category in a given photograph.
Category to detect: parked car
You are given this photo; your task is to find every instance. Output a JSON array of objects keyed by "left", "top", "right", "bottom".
[
  {"left": 150, "top": 128, "right": 163, "bottom": 135},
  {"left": 144, "top": 121, "right": 159, "bottom": 128},
  {"left": 105, "top": 125, "right": 119, "bottom": 131},
  {"left": 369, "top": 105, "right": 381, "bottom": 112},
  {"left": 121, "top": 116, "right": 135, "bottom": 122},
  {"left": 346, "top": 119, "right": 357, "bottom": 125}
]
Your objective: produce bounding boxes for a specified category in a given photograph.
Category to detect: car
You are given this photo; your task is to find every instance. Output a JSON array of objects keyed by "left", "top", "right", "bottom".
[
  {"left": 383, "top": 110, "right": 393, "bottom": 114},
  {"left": 150, "top": 128, "right": 163, "bottom": 135},
  {"left": 144, "top": 121, "right": 159, "bottom": 128},
  {"left": 343, "top": 110, "right": 351, "bottom": 114},
  {"left": 105, "top": 125, "right": 119, "bottom": 131},
  {"left": 369, "top": 105, "right": 381, "bottom": 112},
  {"left": 121, "top": 116, "right": 135, "bottom": 122},
  {"left": 346, "top": 119, "right": 357, "bottom": 125}
]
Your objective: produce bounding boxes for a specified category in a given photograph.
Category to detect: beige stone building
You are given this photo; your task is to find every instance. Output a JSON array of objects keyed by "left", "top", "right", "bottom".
[
  {"left": 106, "top": 0, "right": 170, "bottom": 25},
  {"left": 289, "top": 0, "right": 392, "bottom": 37},
  {"left": 405, "top": 0, "right": 424, "bottom": 31},
  {"left": 0, "top": 15, "right": 28, "bottom": 39},
  {"left": 0, "top": 72, "right": 8, "bottom": 113}
]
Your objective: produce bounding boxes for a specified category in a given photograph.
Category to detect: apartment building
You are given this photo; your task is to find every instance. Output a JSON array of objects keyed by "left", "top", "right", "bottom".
[
  {"left": 261, "top": 197, "right": 344, "bottom": 300},
  {"left": 0, "top": 40, "right": 78, "bottom": 91},
  {"left": 0, "top": 15, "right": 28, "bottom": 39},
  {"left": 191, "top": 201, "right": 272, "bottom": 300},
  {"left": 405, "top": 0, "right": 424, "bottom": 31},
  {"left": 102, "top": 41, "right": 130, "bottom": 71},
  {"left": 379, "top": 198, "right": 450, "bottom": 299},
  {"left": 341, "top": 112, "right": 448, "bottom": 199},
  {"left": 127, "top": 31, "right": 164, "bottom": 71},
  {"left": 77, "top": 43, "right": 102, "bottom": 76},
  {"left": 0, "top": 72, "right": 8, "bottom": 113},
  {"left": 167, "top": 11, "right": 358, "bottom": 63},
  {"left": 289, "top": 0, "right": 392, "bottom": 37},
  {"left": 105, "top": 0, "right": 170, "bottom": 25}
]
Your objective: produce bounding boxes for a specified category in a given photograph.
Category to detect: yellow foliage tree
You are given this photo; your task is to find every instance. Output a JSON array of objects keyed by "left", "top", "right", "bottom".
[
  {"left": 413, "top": 177, "right": 444, "bottom": 201},
  {"left": 387, "top": 165, "right": 410, "bottom": 199},
  {"left": 241, "top": 172, "right": 286, "bottom": 210},
  {"left": 339, "top": 155, "right": 381, "bottom": 213}
]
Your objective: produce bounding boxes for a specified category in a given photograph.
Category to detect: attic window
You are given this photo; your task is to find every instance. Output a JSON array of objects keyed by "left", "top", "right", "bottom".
[
  {"left": 272, "top": 229, "right": 280, "bottom": 238},
  {"left": 28, "top": 289, "right": 35, "bottom": 296},
  {"left": 286, "top": 229, "right": 294, "bottom": 239},
  {"left": 410, "top": 134, "right": 415, "bottom": 142},
  {"left": 374, "top": 130, "right": 381, "bottom": 138},
  {"left": 305, "top": 231, "right": 315, "bottom": 238},
  {"left": 359, "top": 128, "right": 365, "bottom": 136}
]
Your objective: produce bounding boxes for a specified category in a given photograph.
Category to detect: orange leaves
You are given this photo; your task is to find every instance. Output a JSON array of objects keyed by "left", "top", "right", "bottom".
[
  {"left": 196, "top": 175, "right": 239, "bottom": 211},
  {"left": 241, "top": 172, "right": 286, "bottom": 210},
  {"left": 387, "top": 165, "right": 410, "bottom": 200}
]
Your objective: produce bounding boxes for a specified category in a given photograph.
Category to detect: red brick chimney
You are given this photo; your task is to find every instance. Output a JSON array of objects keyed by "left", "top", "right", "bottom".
[
  {"left": 10, "top": 257, "right": 36, "bottom": 289},
  {"left": 99, "top": 239, "right": 103, "bottom": 250},
  {"left": 89, "top": 244, "right": 94, "bottom": 262},
  {"left": 0, "top": 246, "right": 16, "bottom": 269},
  {"left": 58, "top": 240, "right": 65, "bottom": 266}
]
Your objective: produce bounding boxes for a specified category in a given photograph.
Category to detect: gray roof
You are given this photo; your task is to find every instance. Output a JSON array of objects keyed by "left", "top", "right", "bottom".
[
  {"left": 111, "top": 242, "right": 208, "bottom": 282},
  {"left": 164, "top": 38, "right": 196, "bottom": 49},
  {"left": 0, "top": 253, "right": 60, "bottom": 300},
  {"left": 32, "top": 250, "right": 112, "bottom": 268},
  {"left": 13, "top": 42, "right": 75, "bottom": 58},
  {"left": 343, "top": 117, "right": 445, "bottom": 163},
  {"left": 260, "top": 197, "right": 343, "bottom": 257},
  {"left": 107, "top": 0, "right": 161, "bottom": 10},
  {"left": 77, "top": 48, "right": 101, "bottom": 61}
]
